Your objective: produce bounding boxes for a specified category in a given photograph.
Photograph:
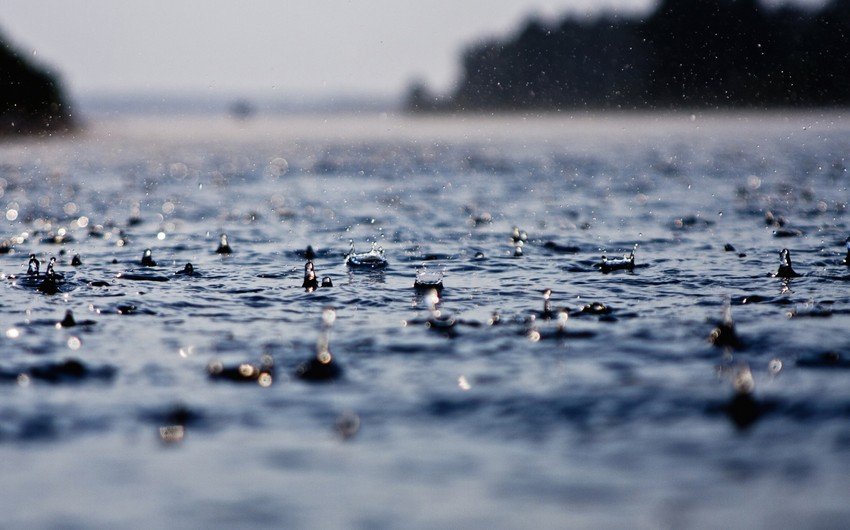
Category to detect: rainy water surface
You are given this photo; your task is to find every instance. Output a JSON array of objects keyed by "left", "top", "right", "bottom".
[{"left": 2, "top": 112, "right": 850, "bottom": 528}]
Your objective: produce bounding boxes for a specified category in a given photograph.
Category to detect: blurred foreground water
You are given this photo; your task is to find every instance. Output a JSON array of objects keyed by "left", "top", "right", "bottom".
[{"left": 1, "top": 112, "right": 850, "bottom": 528}]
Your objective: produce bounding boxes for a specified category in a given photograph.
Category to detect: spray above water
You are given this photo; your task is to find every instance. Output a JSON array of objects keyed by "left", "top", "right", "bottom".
[
  {"left": 216, "top": 233, "right": 233, "bottom": 254},
  {"left": 551, "top": 308, "right": 567, "bottom": 332},
  {"left": 424, "top": 289, "right": 456, "bottom": 333},
  {"left": 414, "top": 266, "right": 443, "bottom": 292},
  {"left": 175, "top": 263, "right": 199, "bottom": 277},
  {"left": 27, "top": 254, "right": 39, "bottom": 276},
  {"left": 598, "top": 244, "right": 637, "bottom": 273},
  {"left": 207, "top": 355, "right": 275, "bottom": 386},
  {"left": 724, "top": 363, "right": 767, "bottom": 430},
  {"left": 511, "top": 227, "right": 528, "bottom": 256},
  {"left": 37, "top": 257, "right": 59, "bottom": 295},
  {"left": 774, "top": 248, "right": 800, "bottom": 278},
  {"left": 345, "top": 240, "right": 388, "bottom": 269},
  {"left": 56, "top": 309, "right": 95, "bottom": 328},
  {"left": 510, "top": 226, "right": 528, "bottom": 244},
  {"left": 302, "top": 260, "right": 331, "bottom": 290},
  {"left": 140, "top": 248, "right": 157, "bottom": 267},
  {"left": 304, "top": 245, "right": 317, "bottom": 260},
  {"left": 709, "top": 298, "right": 743, "bottom": 350},
  {"left": 303, "top": 260, "right": 319, "bottom": 291},
  {"left": 295, "top": 307, "right": 343, "bottom": 382},
  {"left": 11, "top": 254, "right": 64, "bottom": 292},
  {"left": 541, "top": 288, "right": 554, "bottom": 319},
  {"left": 59, "top": 309, "right": 77, "bottom": 328}
]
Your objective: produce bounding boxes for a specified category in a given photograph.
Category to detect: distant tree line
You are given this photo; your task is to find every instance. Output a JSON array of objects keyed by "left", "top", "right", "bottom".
[
  {"left": 1, "top": 29, "right": 74, "bottom": 136},
  {"left": 407, "top": 0, "right": 850, "bottom": 112}
]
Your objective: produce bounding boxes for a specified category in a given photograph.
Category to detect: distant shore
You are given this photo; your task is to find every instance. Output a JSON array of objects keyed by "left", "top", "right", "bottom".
[
  {"left": 408, "top": 0, "right": 850, "bottom": 113},
  {"left": 0, "top": 30, "right": 74, "bottom": 137},
  {"left": 27, "top": 109, "right": 841, "bottom": 153}
]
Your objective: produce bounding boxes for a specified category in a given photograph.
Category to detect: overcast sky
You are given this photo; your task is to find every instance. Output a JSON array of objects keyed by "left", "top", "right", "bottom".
[{"left": 0, "top": 0, "right": 823, "bottom": 98}]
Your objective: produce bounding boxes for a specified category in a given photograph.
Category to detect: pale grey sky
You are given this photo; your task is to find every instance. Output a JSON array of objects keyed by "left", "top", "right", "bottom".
[
  {"left": 0, "top": 0, "right": 653, "bottom": 97},
  {"left": 0, "top": 0, "right": 822, "bottom": 98}
]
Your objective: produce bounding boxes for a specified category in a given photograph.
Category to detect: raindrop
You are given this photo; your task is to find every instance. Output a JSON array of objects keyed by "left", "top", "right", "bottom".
[
  {"left": 140, "top": 248, "right": 157, "bottom": 267},
  {"left": 775, "top": 248, "right": 800, "bottom": 278},
  {"left": 216, "top": 234, "right": 233, "bottom": 254},
  {"left": 768, "top": 358, "right": 783, "bottom": 375},
  {"left": 335, "top": 411, "right": 360, "bottom": 440}
]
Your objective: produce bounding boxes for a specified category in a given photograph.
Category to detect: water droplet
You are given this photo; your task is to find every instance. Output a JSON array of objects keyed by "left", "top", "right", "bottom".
[
  {"left": 268, "top": 157, "right": 289, "bottom": 177},
  {"left": 141, "top": 248, "right": 156, "bottom": 266},
  {"left": 322, "top": 307, "right": 337, "bottom": 327},
  {"left": 733, "top": 365, "right": 755, "bottom": 394},
  {"left": 257, "top": 372, "right": 273, "bottom": 387},
  {"left": 159, "top": 425, "right": 185, "bottom": 443},
  {"left": 216, "top": 234, "right": 232, "bottom": 254},
  {"left": 425, "top": 290, "right": 440, "bottom": 313},
  {"left": 768, "top": 358, "right": 783, "bottom": 375},
  {"left": 335, "top": 411, "right": 360, "bottom": 439}
]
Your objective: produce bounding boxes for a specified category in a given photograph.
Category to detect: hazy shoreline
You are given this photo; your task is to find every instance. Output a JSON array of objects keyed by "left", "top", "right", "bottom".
[{"left": 6, "top": 109, "right": 847, "bottom": 155}]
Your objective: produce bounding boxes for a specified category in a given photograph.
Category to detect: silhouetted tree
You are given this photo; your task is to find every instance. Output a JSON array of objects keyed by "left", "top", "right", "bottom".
[
  {"left": 407, "top": 0, "right": 849, "bottom": 111},
  {"left": 0, "top": 29, "right": 73, "bottom": 135},
  {"left": 405, "top": 80, "right": 441, "bottom": 112}
]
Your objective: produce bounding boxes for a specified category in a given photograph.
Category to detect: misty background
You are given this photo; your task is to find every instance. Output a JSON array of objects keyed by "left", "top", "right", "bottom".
[{"left": 0, "top": 0, "right": 830, "bottom": 115}]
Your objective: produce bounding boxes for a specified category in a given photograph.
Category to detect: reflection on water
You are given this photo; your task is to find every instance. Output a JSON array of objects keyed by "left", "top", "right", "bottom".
[{"left": 2, "top": 113, "right": 850, "bottom": 527}]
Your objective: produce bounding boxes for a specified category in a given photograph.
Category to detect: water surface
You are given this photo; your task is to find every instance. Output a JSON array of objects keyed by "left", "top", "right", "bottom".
[{"left": 1, "top": 112, "right": 850, "bottom": 528}]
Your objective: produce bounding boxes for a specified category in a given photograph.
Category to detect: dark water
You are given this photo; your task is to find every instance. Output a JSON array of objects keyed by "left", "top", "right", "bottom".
[{"left": 1, "top": 112, "right": 850, "bottom": 528}]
